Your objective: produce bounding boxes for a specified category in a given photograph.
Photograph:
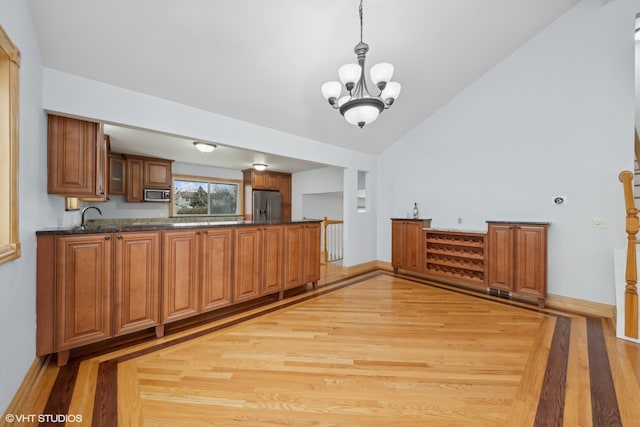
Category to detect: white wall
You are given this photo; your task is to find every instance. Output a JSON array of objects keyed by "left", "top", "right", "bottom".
[
  {"left": 296, "top": 167, "right": 344, "bottom": 220},
  {"left": 0, "top": 0, "right": 66, "bottom": 414},
  {"left": 378, "top": 0, "right": 636, "bottom": 305},
  {"left": 292, "top": 165, "right": 376, "bottom": 265}
]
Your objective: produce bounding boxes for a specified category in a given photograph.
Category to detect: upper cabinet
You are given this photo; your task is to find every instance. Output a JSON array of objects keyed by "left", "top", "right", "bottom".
[
  {"left": 47, "top": 114, "right": 107, "bottom": 200},
  {"left": 243, "top": 169, "right": 292, "bottom": 220},
  {"left": 124, "top": 154, "right": 173, "bottom": 202}
]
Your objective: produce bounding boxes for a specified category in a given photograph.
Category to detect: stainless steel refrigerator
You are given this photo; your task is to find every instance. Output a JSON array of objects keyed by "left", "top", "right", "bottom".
[{"left": 252, "top": 190, "right": 282, "bottom": 222}]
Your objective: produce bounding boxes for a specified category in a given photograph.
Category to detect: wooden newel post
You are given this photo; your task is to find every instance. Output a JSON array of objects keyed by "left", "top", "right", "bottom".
[{"left": 619, "top": 171, "right": 639, "bottom": 339}]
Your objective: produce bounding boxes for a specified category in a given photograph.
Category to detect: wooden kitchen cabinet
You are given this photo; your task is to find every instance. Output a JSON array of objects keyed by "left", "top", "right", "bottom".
[
  {"left": 487, "top": 222, "right": 549, "bottom": 307},
  {"left": 113, "top": 231, "right": 161, "bottom": 336},
  {"left": 144, "top": 158, "right": 172, "bottom": 188},
  {"left": 47, "top": 114, "right": 106, "bottom": 199},
  {"left": 391, "top": 219, "right": 432, "bottom": 274},
  {"left": 108, "top": 155, "right": 126, "bottom": 195},
  {"left": 162, "top": 230, "right": 200, "bottom": 323},
  {"left": 278, "top": 174, "right": 292, "bottom": 221},
  {"left": 162, "top": 228, "right": 234, "bottom": 322},
  {"left": 234, "top": 225, "right": 284, "bottom": 303},
  {"left": 243, "top": 169, "right": 292, "bottom": 220},
  {"left": 284, "top": 222, "right": 321, "bottom": 290},
  {"left": 200, "top": 228, "right": 234, "bottom": 312},
  {"left": 125, "top": 154, "right": 173, "bottom": 202},
  {"left": 37, "top": 231, "right": 163, "bottom": 365},
  {"left": 55, "top": 234, "right": 112, "bottom": 356}
]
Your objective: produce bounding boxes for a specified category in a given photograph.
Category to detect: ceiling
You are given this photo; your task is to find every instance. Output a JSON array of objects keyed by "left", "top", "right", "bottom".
[{"left": 27, "top": 0, "right": 579, "bottom": 168}]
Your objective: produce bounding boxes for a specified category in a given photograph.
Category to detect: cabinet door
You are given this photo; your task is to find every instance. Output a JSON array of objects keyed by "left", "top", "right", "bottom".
[
  {"left": 144, "top": 160, "right": 172, "bottom": 188},
  {"left": 113, "top": 232, "right": 161, "bottom": 336},
  {"left": 487, "top": 224, "right": 514, "bottom": 291},
  {"left": 201, "top": 228, "right": 233, "bottom": 311},
  {"left": 403, "top": 221, "right": 424, "bottom": 272},
  {"left": 304, "top": 223, "right": 321, "bottom": 283},
  {"left": 284, "top": 224, "right": 305, "bottom": 289},
  {"left": 261, "top": 225, "right": 284, "bottom": 295},
  {"left": 391, "top": 220, "right": 403, "bottom": 269},
  {"left": 278, "top": 174, "right": 292, "bottom": 221},
  {"left": 55, "top": 234, "right": 112, "bottom": 350},
  {"left": 265, "top": 172, "right": 279, "bottom": 190},
  {"left": 162, "top": 230, "right": 199, "bottom": 322},
  {"left": 48, "top": 115, "right": 100, "bottom": 196},
  {"left": 126, "top": 157, "right": 144, "bottom": 202},
  {"left": 234, "top": 227, "right": 262, "bottom": 302},
  {"left": 252, "top": 172, "right": 267, "bottom": 189},
  {"left": 109, "top": 156, "right": 126, "bottom": 195},
  {"left": 514, "top": 225, "right": 547, "bottom": 298}
]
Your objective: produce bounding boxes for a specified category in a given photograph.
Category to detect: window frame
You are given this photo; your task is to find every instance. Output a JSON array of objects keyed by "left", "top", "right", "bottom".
[
  {"left": 0, "top": 25, "right": 21, "bottom": 265},
  {"left": 170, "top": 174, "right": 243, "bottom": 217}
]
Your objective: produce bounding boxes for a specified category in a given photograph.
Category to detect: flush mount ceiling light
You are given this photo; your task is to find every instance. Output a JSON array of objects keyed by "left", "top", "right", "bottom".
[
  {"left": 321, "top": 0, "right": 401, "bottom": 129},
  {"left": 193, "top": 141, "right": 217, "bottom": 153},
  {"left": 253, "top": 163, "right": 268, "bottom": 171}
]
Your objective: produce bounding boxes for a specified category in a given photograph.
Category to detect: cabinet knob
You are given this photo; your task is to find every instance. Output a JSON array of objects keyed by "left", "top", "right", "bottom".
[
  {"left": 105, "top": 235, "right": 111, "bottom": 240},
  {"left": 116, "top": 235, "right": 122, "bottom": 240}
]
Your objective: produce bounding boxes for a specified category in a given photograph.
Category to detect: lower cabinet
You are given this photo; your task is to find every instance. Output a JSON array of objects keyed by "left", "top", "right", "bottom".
[
  {"left": 162, "top": 228, "right": 234, "bottom": 323},
  {"left": 37, "top": 231, "right": 162, "bottom": 366},
  {"left": 234, "top": 225, "right": 284, "bottom": 303},
  {"left": 113, "top": 231, "right": 161, "bottom": 336},
  {"left": 486, "top": 222, "right": 549, "bottom": 307},
  {"left": 391, "top": 219, "right": 432, "bottom": 273},
  {"left": 284, "top": 222, "right": 321, "bottom": 290},
  {"left": 37, "top": 221, "right": 321, "bottom": 366},
  {"left": 55, "top": 234, "right": 113, "bottom": 352}
]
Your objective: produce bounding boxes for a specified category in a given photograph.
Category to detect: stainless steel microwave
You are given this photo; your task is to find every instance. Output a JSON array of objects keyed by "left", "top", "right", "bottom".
[{"left": 144, "top": 188, "right": 170, "bottom": 202}]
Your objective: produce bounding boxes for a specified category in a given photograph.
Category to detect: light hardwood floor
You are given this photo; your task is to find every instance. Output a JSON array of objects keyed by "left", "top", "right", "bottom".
[{"left": 4, "top": 267, "right": 640, "bottom": 426}]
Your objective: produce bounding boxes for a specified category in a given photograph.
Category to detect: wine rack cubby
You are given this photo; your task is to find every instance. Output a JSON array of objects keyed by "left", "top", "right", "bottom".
[{"left": 424, "top": 230, "right": 486, "bottom": 285}]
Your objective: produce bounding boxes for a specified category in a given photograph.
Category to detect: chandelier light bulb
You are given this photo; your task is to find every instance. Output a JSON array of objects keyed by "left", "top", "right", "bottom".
[
  {"left": 381, "top": 81, "right": 401, "bottom": 105},
  {"left": 338, "top": 64, "right": 362, "bottom": 91},
  {"left": 321, "top": 81, "right": 342, "bottom": 103},
  {"left": 370, "top": 63, "right": 394, "bottom": 90}
]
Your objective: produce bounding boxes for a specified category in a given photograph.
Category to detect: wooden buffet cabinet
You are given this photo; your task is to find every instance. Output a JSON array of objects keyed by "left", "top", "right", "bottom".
[
  {"left": 391, "top": 219, "right": 432, "bottom": 273},
  {"left": 391, "top": 219, "right": 549, "bottom": 307},
  {"left": 36, "top": 221, "right": 321, "bottom": 366},
  {"left": 486, "top": 221, "right": 549, "bottom": 307}
]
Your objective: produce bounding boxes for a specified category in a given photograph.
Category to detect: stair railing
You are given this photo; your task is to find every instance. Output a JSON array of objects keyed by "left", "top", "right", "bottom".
[
  {"left": 322, "top": 216, "right": 344, "bottom": 263},
  {"left": 619, "top": 170, "right": 639, "bottom": 339}
]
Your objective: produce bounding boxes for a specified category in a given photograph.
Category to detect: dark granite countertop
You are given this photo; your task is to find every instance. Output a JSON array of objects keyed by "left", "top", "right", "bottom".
[
  {"left": 486, "top": 220, "right": 551, "bottom": 225},
  {"left": 36, "top": 219, "right": 321, "bottom": 235}
]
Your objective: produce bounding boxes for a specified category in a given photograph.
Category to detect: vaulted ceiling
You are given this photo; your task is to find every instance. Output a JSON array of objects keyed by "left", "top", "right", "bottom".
[{"left": 27, "top": 0, "right": 579, "bottom": 156}]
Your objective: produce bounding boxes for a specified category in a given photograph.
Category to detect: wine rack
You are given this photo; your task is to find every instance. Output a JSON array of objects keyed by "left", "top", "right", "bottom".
[{"left": 424, "top": 230, "right": 486, "bottom": 285}]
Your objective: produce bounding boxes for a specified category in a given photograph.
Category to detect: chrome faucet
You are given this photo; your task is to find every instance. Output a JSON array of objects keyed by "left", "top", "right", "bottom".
[{"left": 80, "top": 206, "right": 102, "bottom": 229}]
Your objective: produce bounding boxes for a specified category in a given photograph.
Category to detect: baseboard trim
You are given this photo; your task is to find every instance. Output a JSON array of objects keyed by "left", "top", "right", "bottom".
[
  {"left": 545, "top": 293, "right": 615, "bottom": 319},
  {"left": 379, "top": 263, "right": 615, "bottom": 319},
  {"left": 2, "top": 355, "right": 52, "bottom": 419}
]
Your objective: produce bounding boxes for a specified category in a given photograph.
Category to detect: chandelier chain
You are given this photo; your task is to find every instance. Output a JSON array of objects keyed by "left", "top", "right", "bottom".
[{"left": 359, "top": 0, "right": 364, "bottom": 43}]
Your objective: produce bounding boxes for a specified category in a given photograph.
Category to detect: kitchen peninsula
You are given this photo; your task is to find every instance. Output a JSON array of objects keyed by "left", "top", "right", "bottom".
[{"left": 36, "top": 219, "right": 321, "bottom": 366}]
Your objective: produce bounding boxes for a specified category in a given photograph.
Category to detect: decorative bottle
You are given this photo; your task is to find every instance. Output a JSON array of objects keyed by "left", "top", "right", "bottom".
[{"left": 413, "top": 202, "right": 419, "bottom": 219}]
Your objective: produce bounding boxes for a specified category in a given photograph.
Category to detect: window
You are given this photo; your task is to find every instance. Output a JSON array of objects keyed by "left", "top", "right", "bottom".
[
  {"left": 0, "top": 25, "right": 20, "bottom": 265},
  {"left": 171, "top": 175, "right": 242, "bottom": 217}
]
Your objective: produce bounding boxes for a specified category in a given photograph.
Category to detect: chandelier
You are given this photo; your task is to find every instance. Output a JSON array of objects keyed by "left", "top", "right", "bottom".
[{"left": 321, "top": 0, "right": 401, "bottom": 128}]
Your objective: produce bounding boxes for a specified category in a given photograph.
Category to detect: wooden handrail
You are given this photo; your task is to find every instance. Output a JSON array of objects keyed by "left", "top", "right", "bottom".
[{"left": 619, "top": 170, "right": 639, "bottom": 338}]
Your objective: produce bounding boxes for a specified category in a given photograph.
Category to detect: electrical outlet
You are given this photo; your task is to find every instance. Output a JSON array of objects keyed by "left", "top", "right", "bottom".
[{"left": 592, "top": 217, "right": 607, "bottom": 228}]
